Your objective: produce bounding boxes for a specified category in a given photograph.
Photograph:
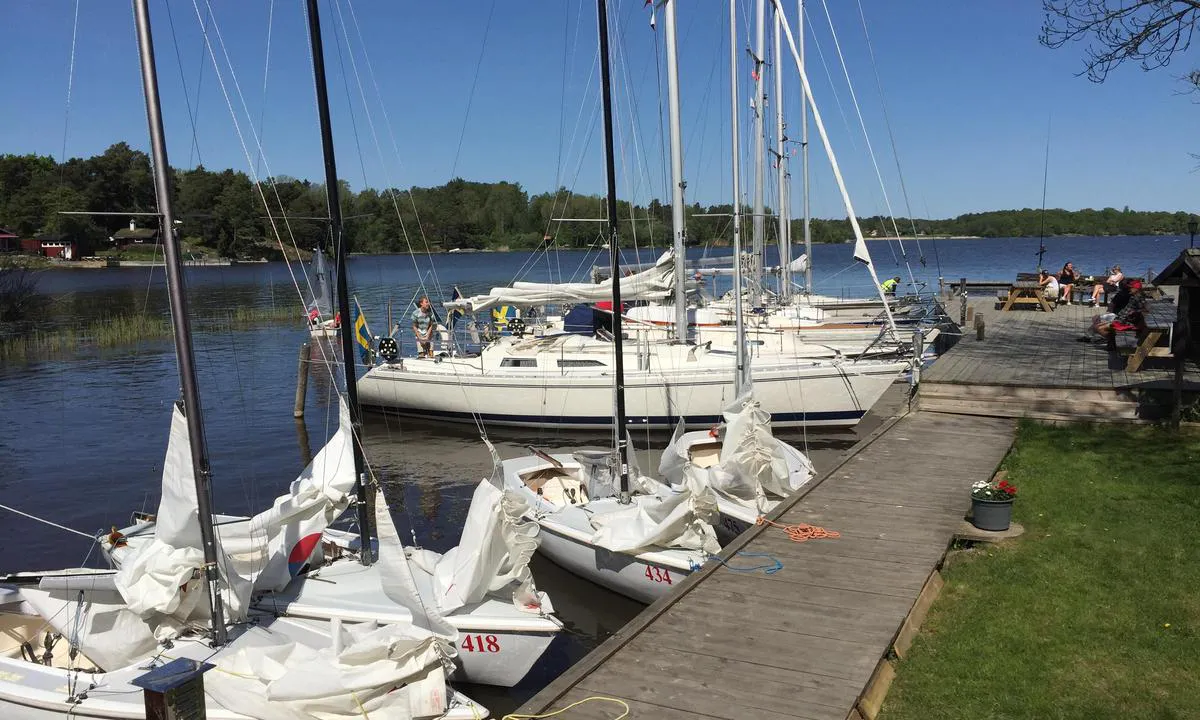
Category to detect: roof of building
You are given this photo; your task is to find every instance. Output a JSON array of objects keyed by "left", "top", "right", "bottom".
[
  {"left": 1152, "top": 248, "right": 1200, "bottom": 287},
  {"left": 112, "top": 227, "right": 160, "bottom": 240},
  {"left": 0, "top": 228, "right": 16, "bottom": 239}
]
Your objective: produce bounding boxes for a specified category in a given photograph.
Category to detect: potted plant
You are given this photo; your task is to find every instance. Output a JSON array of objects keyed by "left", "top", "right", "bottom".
[{"left": 970, "top": 475, "right": 1017, "bottom": 531}]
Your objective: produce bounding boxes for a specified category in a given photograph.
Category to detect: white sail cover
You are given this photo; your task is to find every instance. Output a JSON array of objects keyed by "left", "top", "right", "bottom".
[
  {"left": 789, "top": 253, "right": 809, "bottom": 273},
  {"left": 19, "top": 584, "right": 161, "bottom": 672},
  {"left": 660, "top": 397, "right": 814, "bottom": 513},
  {"left": 114, "top": 404, "right": 250, "bottom": 634},
  {"left": 411, "top": 480, "right": 545, "bottom": 614},
  {"left": 588, "top": 473, "right": 720, "bottom": 556},
  {"left": 203, "top": 621, "right": 451, "bottom": 720},
  {"left": 376, "top": 488, "right": 458, "bottom": 640},
  {"left": 219, "top": 398, "right": 358, "bottom": 593},
  {"left": 446, "top": 251, "right": 676, "bottom": 314}
]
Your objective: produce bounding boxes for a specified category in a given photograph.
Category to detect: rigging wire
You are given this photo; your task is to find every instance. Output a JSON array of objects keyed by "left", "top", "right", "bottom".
[
  {"left": 189, "top": 3, "right": 213, "bottom": 168},
  {"left": 813, "top": 0, "right": 915, "bottom": 290},
  {"left": 253, "top": 0, "right": 277, "bottom": 179},
  {"left": 0, "top": 503, "right": 95, "bottom": 540},
  {"left": 448, "top": 0, "right": 498, "bottom": 181},
  {"left": 162, "top": 0, "right": 204, "bottom": 170},
  {"left": 58, "top": 0, "right": 81, "bottom": 173},
  {"left": 854, "top": 0, "right": 932, "bottom": 274}
]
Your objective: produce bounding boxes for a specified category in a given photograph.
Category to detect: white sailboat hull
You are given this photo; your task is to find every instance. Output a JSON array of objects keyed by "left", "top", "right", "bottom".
[
  {"left": 501, "top": 456, "right": 712, "bottom": 604},
  {"left": 358, "top": 354, "right": 906, "bottom": 430}
]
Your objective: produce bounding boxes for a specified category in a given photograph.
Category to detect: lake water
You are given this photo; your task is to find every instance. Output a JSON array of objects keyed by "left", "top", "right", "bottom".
[{"left": 0, "top": 234, "right": 1188, "bottom": 711}]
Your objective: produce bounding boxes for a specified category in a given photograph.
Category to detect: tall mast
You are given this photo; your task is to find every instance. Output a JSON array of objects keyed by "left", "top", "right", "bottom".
[
  {"left": 751, "top": 0, "right": 767, "bottom": 301},
  {"left": 132, "top": 0, "right": 227, "bottom": 646},
  {"left": 303, "top": 0, "right": 373, "bottom": 563},
  {"left": 596, "top": 0, "right": 630, "bottom": 498},
  {"left": 799, "top": 0, "right": 812, "bottom": 293},
  {"left": 773, "top": 6, "right": 791, "bottom": 301},
  {"left": 663, "top": 0, "right": 688, "bottom": 340},
  {"left": 730, "top": 0, "right": 748, "bottom": 395}
]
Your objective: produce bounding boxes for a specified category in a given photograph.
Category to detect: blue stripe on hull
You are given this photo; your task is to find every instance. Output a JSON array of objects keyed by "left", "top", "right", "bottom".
[{"left": 360, "top": 404, "right": 865, "bottom": 429}]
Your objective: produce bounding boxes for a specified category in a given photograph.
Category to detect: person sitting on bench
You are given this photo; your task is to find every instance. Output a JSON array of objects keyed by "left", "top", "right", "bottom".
[
  {"left": 1090, "top": 265, "right": 1123, "bottom": 307},
  {"left": 1038, "top": 270, "right": 1060, "bottom": 302},
  {"left": 1094, "top": 280, "right": 1147, "bottom": 351}
]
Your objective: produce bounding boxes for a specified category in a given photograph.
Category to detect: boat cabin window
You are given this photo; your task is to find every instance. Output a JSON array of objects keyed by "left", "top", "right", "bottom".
[
  {"left": 500, "top": 357, "right": 538, "bottom": 368},
  {"left": 557, "top": 359, "right": 605, "bottom": 368}
]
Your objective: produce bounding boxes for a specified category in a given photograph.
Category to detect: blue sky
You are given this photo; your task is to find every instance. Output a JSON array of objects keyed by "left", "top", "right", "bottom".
[{"left": 2, "top": 0, "right": 1197, "bottom": 220}]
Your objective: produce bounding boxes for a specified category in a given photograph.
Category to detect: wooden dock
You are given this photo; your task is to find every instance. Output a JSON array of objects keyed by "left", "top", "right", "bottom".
[
  {"left": 919, "top": 295, "right": 1200, "bottom": 422},
  {"left": 518, "top": 410, "right": 1015, "bottom": 720}
]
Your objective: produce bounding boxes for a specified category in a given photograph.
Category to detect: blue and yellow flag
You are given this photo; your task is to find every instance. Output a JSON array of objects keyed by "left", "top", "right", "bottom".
[
  {"left": 448, "top": 287, "right": 465, "bottom": 330},
  {"left": 353, "top": 303, "right": 373, "bottom": 364}
]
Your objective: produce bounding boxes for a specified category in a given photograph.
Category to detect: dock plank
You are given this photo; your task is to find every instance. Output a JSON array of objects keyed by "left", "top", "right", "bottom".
[{"left": 518, "top": 411, "right": 1017, "bottom": 720}]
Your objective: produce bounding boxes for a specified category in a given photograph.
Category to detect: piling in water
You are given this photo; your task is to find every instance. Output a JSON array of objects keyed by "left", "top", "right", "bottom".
[{"left": 294, "top": 342, "right": 312, "bottom": 418}]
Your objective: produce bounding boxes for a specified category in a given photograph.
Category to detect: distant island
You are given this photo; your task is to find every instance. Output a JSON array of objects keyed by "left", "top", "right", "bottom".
[{"left": 1, "top": 143, "right": 1194, "bottom": 261}]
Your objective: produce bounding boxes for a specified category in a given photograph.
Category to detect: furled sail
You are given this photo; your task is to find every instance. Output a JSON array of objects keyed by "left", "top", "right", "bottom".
[
  {"left": 216, "top": 398, "right": 356, "bottom": 594},
  {"left": 446, "top": 251, "right": 676, "bottom": 315},
  {"left": 308, "top": 247, "right": 335, "bottom": 320},
  {"left": 588, "top": 473, "right": 720, "bottom": 556},
  {"left": 408, "top": 479, "right": 547, "bottom": 614},
  {"left": 114, "top": 404, "right": 250, "bottom": 634}
]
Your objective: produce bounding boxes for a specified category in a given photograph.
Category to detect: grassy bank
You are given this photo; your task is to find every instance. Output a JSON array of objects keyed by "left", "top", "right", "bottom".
[
  {"left": 0, "top": 305, "right": 301, "bottom": 362},
  {"left": 881, "top": 421, "right": 1200, "bottom": 719}
]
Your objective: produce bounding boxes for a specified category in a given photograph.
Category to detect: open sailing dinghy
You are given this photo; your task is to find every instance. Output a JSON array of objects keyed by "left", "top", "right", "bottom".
[{"left": 101, "top": 400, "right": 561, "bottom": 688}]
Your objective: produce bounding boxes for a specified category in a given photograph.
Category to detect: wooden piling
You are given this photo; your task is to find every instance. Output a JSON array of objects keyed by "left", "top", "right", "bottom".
[
  {"left": 975, "top": 314, "right": 986, "bottom": 341},
  {"left": 966, "top": 306, "right": 975, "bottom": 323},
  {"left": 293, "top": 342, "right": 312, "bottom": 418}
]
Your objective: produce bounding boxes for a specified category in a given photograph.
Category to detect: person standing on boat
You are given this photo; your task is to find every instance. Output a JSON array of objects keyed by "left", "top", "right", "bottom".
[
  {"left": 412, "top": 296, "right": 435, "bottom": 358},
  {"left": 881, "top": 276, "right": 900, "bottom": 296}
]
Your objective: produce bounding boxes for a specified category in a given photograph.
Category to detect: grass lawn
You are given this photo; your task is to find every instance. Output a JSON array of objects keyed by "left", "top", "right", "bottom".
[{"left": 881, "top": 421, "right": 1200, "bottom": 720}]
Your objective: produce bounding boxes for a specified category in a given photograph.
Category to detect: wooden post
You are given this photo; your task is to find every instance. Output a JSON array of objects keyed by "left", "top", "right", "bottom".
[
  {"left": 966, "top": 306, "right": 975, "bottom": 323},
  {"left": 975, "top": 314, "right": 986, "bottom": 341},
  {"left": 938, "top": 276, "right": 945, "bottom": 298},
  {"left": 909, "top": 329, "right": 924, "bottom": 396},
  {"left": 1173, "top": 287, "right": 1190, "bottom": 427},
  {"left": 959, "top": 277, "right": 967, "bottom": 325},
  {"left": 293, "top": 342, "right": 311, "bottom": 418}
]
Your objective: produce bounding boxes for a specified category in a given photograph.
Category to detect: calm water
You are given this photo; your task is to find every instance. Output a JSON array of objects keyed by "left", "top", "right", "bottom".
[{"left": 0, "top": 235, "right": 1187, "bottom": 711}]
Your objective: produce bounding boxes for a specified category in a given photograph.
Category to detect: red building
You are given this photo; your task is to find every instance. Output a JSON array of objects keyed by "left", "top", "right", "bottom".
[{"left": 0, "top": 228, "right": 18, "bottom": 253}]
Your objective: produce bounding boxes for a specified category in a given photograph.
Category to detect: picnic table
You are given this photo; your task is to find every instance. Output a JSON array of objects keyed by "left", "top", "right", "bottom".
[
  {"left": 1000, "top": 275, "right": 1054, "bottom": 312},
  {"left": 1122, "top": 300, "right": 1176, "bottom": 372}
]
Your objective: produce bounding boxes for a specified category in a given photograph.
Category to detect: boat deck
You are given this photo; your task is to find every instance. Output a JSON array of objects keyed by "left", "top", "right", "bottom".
[
  {"left": 919, "top": 295, "right": 1200, "bottom": 422},
  {"left": 517, "top": 410, "right": 1015, "bottom": 719}
]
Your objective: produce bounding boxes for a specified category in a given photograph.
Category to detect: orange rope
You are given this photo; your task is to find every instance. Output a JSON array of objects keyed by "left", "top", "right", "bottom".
[{"left": 756, "top": 516, "right": 840, "bottom": 542}]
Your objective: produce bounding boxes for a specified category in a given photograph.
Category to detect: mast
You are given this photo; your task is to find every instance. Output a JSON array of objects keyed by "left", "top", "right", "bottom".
[
  {"left": 799, "top": 0, "right": 812, "bottom": 293},
  {"left": 132, "top": 0, "right": 227, "bottom": 646},
  {"left": 303, "top": 0, "right": 373, "bottom": 563},
  {"left": 596, "top": 0, "right": 630, "bottom": 499},
  {"left": 751, "top": 0, "right": 767, "bottom": 300},
  {"left": 730, "top": 0, "right": 748, "bottom": 395},
  {"left": 663, "top": 0, "right": 688, "bottom": 340},
  {"left": 773, "top": 6, "right": 791, "bottom": 301}
]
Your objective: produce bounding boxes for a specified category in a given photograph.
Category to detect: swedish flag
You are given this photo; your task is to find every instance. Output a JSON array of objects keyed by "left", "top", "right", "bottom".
[
  {"left": 353, "top": 305, "right": 373, "bottom": 365},
  {"left": 448, "top": 286, "right": 465, "bottom": 330}
]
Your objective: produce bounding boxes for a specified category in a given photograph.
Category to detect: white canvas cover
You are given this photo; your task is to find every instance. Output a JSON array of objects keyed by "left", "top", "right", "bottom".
[
  {"left": 412, "top": 480, "right": 546, "bottom": 614},
  {"left": 446, "top": 251, "right": 675, "bottom": 314},
  {"left": 218, "top": 398, "right": 358, "bottom": 593},
  {"left": 375, "top": 488, "right": 458, "bottom": 640},
  {"left": 660, "top": 397, "right": 814, "bottom": 514},
  {"left": 18, "top": 584, "right": 160, "bottom": 672},
  {"left": 113, "top": 404, "right": 250, "bottom": 634},
  {"left": 588, "top": 474, "right": 720, "bottom": 556},
  {"left": 203, "top": 621, "right": 452, "bottom": 720},
  {"left": 789, "top": 253, "right": 809, "bottom": 273}
]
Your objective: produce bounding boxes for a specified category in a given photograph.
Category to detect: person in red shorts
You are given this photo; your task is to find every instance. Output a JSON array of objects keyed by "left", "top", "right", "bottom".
[{"left": 1094, "top": 279, "right": 1147, "bottom": 351}]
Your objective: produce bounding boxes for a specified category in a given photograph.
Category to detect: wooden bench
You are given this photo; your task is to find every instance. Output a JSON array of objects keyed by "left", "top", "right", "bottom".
[
  {"left": 1117, "top": 301, "right": 1176, "bottom": 372},
  {"left": 999, "top": 278, "right": 1054, "bottom": 312}
]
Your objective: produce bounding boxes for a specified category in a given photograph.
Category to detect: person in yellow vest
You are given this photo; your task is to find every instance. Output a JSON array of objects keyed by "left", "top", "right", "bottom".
[{"left": 881, "top": 276, "right": 900, "bottom": 296}]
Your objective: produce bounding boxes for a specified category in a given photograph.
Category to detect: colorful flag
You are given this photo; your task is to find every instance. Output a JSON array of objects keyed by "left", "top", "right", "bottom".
[
  {"left": 448, "top": 286, "right": 465, "bottom": 329},
  {"left": 353, "top": 302, "right": 373, "bottom": 364}
]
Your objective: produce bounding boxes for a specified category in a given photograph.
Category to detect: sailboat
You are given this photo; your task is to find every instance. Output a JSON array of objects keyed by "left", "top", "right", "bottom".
[
  {"left": 497, "top": 0, "right": 720, "bottom": 605},
  {"left": 657, "top": 0, "right": 815, "bottom": 546},
  {"left": 97, "top": 0, "right": 561, "bottom": 689},
  {"left": 306, "top": 245, "right": 340, "bottom": 338},
  {"left": 353, "top": 2, "right": 911, "bottom": 431},
  {"left": 0, "top": 2, "right": 483, "bottom": 717}
]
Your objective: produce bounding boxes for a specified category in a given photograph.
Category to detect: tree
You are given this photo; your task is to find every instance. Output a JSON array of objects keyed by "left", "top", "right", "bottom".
[{"left": 1041, "top": 1, "right": 1200, "bottom": 88}]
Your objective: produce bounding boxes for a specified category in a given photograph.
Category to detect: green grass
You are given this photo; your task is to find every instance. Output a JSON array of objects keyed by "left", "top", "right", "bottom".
[
  {"left": 881, "top": 421, "right": 1200, "bottom": 720},
  {"left": 0, "top": 306, "right": 301, "bottom": 362}
]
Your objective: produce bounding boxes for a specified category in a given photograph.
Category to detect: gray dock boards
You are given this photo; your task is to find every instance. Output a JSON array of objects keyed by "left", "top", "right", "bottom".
[{"left": 519, "top": 411, "right": 1016, "bottom": 719}]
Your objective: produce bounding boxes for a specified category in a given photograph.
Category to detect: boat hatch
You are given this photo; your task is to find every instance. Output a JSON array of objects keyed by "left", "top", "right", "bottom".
[
  {"left": 520, "top": 467, "right": 589, "bottom": 507},
  {"left": 688, "top": 442, "right": 722, "bottom": 469}
]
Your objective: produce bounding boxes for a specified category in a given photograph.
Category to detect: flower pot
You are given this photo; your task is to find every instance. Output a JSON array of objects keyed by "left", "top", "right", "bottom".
[{"left": 970, "top": 496, "right": 1013, "bottom": 531}]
